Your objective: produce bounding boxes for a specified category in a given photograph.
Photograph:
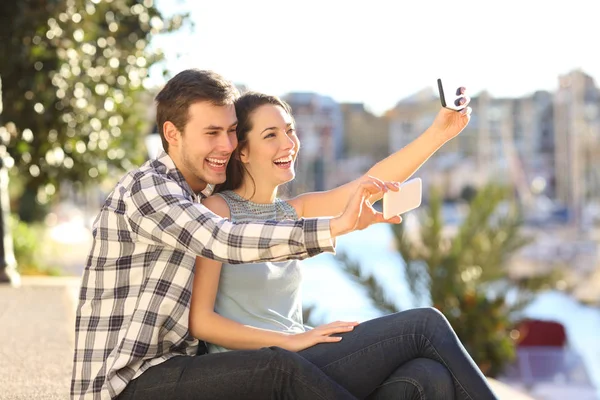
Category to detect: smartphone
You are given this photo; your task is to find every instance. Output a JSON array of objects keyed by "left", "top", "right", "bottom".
[
  {"left": 383, "top": 178, "right": 422, "bottom": 219},
  {"left": 437, "top": 78, "right": 466, "bottom": 111}
]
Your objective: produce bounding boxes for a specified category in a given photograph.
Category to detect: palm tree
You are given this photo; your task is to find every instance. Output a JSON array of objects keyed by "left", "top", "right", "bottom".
[{"left": 339, "top": 184, "right": 559, "bottom": 376}]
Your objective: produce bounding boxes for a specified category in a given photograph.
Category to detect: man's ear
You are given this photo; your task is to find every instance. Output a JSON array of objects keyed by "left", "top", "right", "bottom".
[{"left": 163, "top": 121, "right": 180, "bottom": 149}]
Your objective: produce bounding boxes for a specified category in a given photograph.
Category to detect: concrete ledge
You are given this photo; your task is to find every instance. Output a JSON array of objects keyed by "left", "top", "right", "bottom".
[{"left": 0, "top": 277, "right": 78, "bottom": 399}]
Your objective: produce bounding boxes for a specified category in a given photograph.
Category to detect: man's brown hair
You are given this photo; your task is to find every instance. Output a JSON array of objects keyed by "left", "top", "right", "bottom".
[{"left": 155, "top": 69, "right": 240, "bottom": 152}]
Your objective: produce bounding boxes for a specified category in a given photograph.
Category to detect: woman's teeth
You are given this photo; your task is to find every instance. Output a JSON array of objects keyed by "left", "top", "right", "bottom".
[{"left": 273, "top": 156, "right": 293, "bottom": 165}]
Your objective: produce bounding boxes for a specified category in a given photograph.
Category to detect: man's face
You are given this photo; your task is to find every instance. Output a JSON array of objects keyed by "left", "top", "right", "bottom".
[{"left": 170, "top": 101, "right": 238, "bottom": 193}]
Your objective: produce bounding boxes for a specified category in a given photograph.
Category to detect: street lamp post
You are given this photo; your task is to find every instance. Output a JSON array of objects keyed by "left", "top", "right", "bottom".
[{"left": 0, "top": 74, "right": 20, "bottom": 286}]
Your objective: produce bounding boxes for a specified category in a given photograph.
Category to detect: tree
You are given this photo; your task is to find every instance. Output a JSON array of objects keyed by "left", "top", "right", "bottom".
[
  {"left": 339, "top": 184, "right": 560, "bottom": 377},
  {"left": 0, "top": 0, "right": 186, "bottom": 221}
]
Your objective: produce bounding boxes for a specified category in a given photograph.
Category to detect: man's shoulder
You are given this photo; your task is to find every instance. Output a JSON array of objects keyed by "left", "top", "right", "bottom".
[{"left": 116, "top": 159, "right": 183, "bottom": 196}]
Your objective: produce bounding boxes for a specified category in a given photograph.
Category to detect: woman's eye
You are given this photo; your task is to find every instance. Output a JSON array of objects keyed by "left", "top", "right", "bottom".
[
  {"left": 287, "top": 129, "right": 296, "bottom": 135},
  {"left": 265, "top": 133, "right": 275, "bottom": 138}
]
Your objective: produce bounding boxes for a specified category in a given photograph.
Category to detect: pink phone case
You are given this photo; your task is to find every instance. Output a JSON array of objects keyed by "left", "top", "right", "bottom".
[{"left": 383, "top": 178, "right": 423, "bottom": 219}]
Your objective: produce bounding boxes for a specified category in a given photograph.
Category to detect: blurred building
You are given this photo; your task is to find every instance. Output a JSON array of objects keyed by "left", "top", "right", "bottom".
[
  {"left": 385, "top": 86, "right": 556, "bottom": 202},
  {"left": 282, "top": 92, "right": 344, "bottom": 193},
  {"left": 329, "top": 103, "right": 390, "bottom": 187},
  {"left": 340, "top": 103, "right": 389, "bottom": 161},
  {"left": 553, "top": 70, "right": 600, "bottom": 228}
]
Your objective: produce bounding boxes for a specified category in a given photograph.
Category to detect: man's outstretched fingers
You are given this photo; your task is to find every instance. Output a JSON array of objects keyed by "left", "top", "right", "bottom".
[{"left": 360, "top": 180, "right": 386, "bottom": 196}]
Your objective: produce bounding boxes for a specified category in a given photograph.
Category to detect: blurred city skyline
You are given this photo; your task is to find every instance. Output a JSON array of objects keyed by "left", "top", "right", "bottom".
[{"left": 150, "top": 0, "right": 600, "bottom": 115}]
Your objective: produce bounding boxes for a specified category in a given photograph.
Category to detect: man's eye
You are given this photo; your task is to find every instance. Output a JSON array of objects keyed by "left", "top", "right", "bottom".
[{"left": 206, "top": 131, "right": 218, "bottom": 135}]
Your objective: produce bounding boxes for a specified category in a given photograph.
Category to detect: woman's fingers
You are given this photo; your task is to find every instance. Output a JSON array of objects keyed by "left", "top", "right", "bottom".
[
  {"left": 460, "top": 106, "right": 473, "bottom": 116},
  {"left": 317, "top": 324, "right": 356, "bottom": 336},
  {"left": 328, "top": 320, "right": 359, "bottom": 327},
  {"left": 321, "top": 336, "right": 343, "bottom": 342}
]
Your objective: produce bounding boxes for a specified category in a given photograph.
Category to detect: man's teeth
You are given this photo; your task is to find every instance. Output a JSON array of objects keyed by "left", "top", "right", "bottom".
[
  {"left": 206, "top": 158, "right": 227, "bottom": 166},
  {"left": 274, "top": 156, "right": 292, "bottom": 164}
]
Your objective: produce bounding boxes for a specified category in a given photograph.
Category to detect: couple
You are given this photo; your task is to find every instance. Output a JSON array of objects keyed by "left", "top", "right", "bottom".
[{"left": 72, "top": 69, "right": 498, "bottom": 399}]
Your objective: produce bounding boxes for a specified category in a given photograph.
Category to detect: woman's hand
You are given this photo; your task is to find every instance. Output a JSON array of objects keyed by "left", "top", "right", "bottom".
[
  {"left": 282, "top": 321, "right": 359, "bottom": 352},
  {"left": 431, "top": 87, "right": 472, "bottom": 142}
]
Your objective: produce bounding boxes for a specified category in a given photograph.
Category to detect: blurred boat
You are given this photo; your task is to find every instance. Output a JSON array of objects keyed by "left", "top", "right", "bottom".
[{"left": 498, "top": 319, "right": 598, "bottom": 400}]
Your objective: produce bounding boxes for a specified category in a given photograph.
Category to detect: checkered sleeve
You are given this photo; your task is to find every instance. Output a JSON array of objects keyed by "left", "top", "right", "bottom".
[{"left": 126, "top": 173, "right": 335, "bottom": 263}]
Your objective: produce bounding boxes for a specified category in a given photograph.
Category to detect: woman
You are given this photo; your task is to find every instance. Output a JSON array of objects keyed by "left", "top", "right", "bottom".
[{"left": 189, "top": 91, "right": 498, "bottom": 400}]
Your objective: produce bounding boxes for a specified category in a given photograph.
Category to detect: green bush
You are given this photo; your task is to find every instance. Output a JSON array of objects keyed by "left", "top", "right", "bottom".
[{"left": 10, "top": 214, "right": 61, "bottom": 276}]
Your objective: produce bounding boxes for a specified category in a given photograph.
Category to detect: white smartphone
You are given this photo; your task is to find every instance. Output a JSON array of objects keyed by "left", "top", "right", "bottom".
[
  {"left": 383, "top": 178, "right": 423, "bottom": 219},
  {"left": 437, "top": 78, "right": 466, "bottom": 111}
]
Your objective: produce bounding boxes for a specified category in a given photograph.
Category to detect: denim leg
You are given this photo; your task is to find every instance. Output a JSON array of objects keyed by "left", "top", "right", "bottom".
[
  {"left": 299, "top": 308, "right": 498, "bottom": 400},
  {"left": 367, "top": 358, "right": 455, "bottom": 400},
  {"left": 117, "top": 347, "right": 357, "bottom": 400}
]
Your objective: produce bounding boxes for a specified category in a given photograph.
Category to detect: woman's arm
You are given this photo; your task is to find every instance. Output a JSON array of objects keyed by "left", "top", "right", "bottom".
[
  {"left": 189, "top": 254, "right": 358, "bottom": 352},
  {"left": 189, "top": 195, "right": 294, "bottom": 350},
  {"left": 189, "top": 195, "right": 360, "bottom": 352},
  {"left": 288, "top": 103, "right": 471, "bottom": 218},
  {"left": 189, "top": 255, "right": 294, "bottom": 350}
]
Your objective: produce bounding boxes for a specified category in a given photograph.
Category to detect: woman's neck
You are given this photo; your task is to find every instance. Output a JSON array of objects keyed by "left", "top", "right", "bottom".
[{"left": 234, "top": 177, "right": 279, "bottom": 204}]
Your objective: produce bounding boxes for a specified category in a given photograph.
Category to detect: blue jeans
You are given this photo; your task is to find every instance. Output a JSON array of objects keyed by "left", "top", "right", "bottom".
[
  {"left": 298, "top": 307, "right": 499, "bottom": 400},
  {"left": 117, "top": 346, "right": 357, "bottom": 399}
]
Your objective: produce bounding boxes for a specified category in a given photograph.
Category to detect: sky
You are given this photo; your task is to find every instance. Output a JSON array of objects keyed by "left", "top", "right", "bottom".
[{"left": 151, "top": 0, "right": 600, "bottom": 115}]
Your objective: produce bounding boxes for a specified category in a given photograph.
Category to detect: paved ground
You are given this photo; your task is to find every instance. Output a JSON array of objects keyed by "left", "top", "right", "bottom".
[{"left": 0, "top": 277, "right": 80, "bottom": 400}]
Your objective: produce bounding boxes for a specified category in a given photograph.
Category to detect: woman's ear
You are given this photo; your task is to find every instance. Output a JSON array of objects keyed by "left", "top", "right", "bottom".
[{"left": 239, "top": 147, "right": 249, "bottom": 164}]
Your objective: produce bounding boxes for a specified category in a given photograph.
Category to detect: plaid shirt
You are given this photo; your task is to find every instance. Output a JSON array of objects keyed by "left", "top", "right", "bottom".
[{"left": 71, "top": 152, "right": 335, "bottom": 399}]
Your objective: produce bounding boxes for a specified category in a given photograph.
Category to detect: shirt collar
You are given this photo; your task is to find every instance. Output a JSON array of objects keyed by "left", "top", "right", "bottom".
[{"left": 152, "top": 151, "right": 205, "bottom": 201}]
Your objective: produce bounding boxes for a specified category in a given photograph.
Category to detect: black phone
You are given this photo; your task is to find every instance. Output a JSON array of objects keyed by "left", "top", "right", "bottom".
[{"left": 437, "top": 78, "right": 466, "bottom": 111}]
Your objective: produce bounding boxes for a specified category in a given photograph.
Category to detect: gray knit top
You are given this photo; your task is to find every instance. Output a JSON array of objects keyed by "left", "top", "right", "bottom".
[{"left": 207, "top": 190, "right": 306, "bottom": 353}]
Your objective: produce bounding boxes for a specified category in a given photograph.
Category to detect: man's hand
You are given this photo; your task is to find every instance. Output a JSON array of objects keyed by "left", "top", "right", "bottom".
[
  {"left": 330, "top": 176, "right": 402, "bottom": 237},
  {"left": 281, "top": 321, "right": 359, "bottom": 352},
  {"left": 431, "top": 87, "right": 473, "bottom": 143}
]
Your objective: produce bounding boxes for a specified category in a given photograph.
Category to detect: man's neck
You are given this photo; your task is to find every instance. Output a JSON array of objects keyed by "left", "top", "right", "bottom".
[{"left": 167, "top": 152, "right": 207, "bottom": 195}]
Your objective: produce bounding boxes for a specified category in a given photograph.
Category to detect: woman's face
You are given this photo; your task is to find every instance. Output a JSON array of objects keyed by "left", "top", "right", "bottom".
[{"left": 240, "top": 104, "right": 300, "bottom": 188}]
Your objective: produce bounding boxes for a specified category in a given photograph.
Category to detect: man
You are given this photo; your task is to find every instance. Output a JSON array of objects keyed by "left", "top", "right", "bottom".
[{"left": 71, "top": 69, "right": 399, "bottom": 399}]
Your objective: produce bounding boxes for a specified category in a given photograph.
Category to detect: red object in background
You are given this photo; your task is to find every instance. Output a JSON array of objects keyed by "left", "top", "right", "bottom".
[{"left": 517, "top": 319, "right": 567, "bottom": 347}]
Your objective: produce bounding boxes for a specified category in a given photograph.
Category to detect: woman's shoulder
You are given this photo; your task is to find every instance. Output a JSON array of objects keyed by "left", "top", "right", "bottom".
[
  {"left": 201, "top": 193, "right": 231, "bottom": 219},
  {"left": 283, "top": 197, "right": 303, "bottom": 218},
  {"left": 276, "top": 198, "right": 300, "bottom": 220}
]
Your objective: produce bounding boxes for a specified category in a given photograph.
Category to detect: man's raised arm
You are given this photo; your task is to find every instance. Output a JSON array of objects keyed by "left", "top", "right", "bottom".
[{"left": 125, "top": 175, "right": 335, "bottom": 264}]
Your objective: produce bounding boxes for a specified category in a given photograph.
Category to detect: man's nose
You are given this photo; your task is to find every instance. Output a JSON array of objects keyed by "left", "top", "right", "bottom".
[{"left": 219, "top": 133, "right": 236, "bottom": 153}]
